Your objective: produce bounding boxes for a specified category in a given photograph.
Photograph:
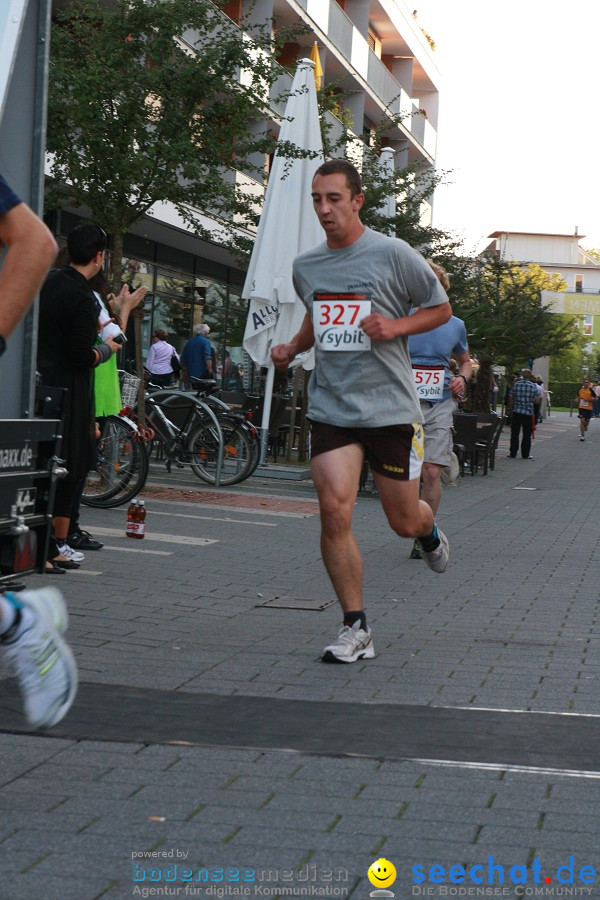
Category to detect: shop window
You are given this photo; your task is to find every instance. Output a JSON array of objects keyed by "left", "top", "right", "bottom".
[
  {"left": 156, "top": 268, "right": 195, "bottom": 299},
  {"left": 120, "top": 257, "right": 154, "bottom": 292},
  {"left": 150, "top": 295, "right": 193, "bottom": 357},
  {"left": 199, "top": 280, "right": 227, "bottom": 384},
  {"left": 583, "top": 316, "right": 593, "bottom": 336},
  {"left": 223, "top": 287, "right": 249, "bottom": 391}
]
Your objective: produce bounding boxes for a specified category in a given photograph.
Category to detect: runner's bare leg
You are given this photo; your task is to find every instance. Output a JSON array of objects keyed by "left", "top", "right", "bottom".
[{"left": 310, "top": 443, "right": 365, "bottom": 613}]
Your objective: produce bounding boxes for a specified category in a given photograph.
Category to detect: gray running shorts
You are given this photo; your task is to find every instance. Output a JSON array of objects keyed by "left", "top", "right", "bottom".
[{"left": 421, "top": 397, "right": 455, "bottom": 467}]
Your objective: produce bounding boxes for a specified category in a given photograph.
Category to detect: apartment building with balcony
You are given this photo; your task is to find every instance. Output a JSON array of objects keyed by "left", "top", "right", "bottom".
[
  {"left": 49, "top": 0, "right": 442, "bottom": 385},
  {"left": 482, "top": 230, "right": 600, "bottom": 382},
  {"left": 483, "top": 230, "right": 600, "bottom": 344}
]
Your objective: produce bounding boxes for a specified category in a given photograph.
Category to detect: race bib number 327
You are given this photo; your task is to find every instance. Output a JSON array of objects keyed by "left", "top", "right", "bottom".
[{"left": 313, "top": 292, "right": 371, "bottom": 351}]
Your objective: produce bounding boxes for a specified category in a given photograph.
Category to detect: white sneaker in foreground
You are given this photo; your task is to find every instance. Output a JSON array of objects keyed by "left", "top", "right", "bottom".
[
  {"left": 322, "top": 621, "right": 375, "bottom": 663},
  {"left": 422, "top": 527, "right": 450, "bottom": 573},
  {"left": 1, "top": 588, "right": 78, "bottom": 728}
]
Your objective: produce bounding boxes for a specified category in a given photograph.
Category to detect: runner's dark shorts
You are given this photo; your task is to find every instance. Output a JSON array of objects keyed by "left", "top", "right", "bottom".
[
  {"left": 578, "top": 408, "right": 593, "bottom": 422},
  {"left": 309, "top": 420, "right": 424, "bottom": 481}
]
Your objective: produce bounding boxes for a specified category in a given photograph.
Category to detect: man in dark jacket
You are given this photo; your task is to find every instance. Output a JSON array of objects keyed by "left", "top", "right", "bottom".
[{"left": 37, "top": 224, "right": 121, "bottom": 565}]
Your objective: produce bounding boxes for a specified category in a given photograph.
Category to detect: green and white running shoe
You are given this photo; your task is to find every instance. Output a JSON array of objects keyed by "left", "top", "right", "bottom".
[{"left": 1, "top": 588, "right": 78, "bottom": 728}]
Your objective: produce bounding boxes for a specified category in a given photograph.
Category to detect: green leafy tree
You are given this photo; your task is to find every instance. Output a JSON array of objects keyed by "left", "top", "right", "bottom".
[
  {"left": 550, "top": 343, "right": 591, "bottom": 383},
  {"left": 46, "top": 0, "right": 307, "bottom": 286},
  {"left": 449, "top": 261, "right": 576, "bottom": 411}
]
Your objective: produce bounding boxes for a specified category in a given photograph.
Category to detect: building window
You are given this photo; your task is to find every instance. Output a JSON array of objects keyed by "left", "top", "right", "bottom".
[
  {"left": 367, "top": 26, "right": 382, "bottom": 59},
  {"left": 576, "top": 274, "right": 584, "bottom": 293},
  {"left": 583, "top": 316, "right": 593, "bottom": 336},
  {"left": 363, "top": 122, "right": 375, "bottom": 146},
  {"left": 221, "top": 0, "right": 243, "bottom": 26},
  {"left": 276, "top": 42, "right": 300, "bottom": 67}
]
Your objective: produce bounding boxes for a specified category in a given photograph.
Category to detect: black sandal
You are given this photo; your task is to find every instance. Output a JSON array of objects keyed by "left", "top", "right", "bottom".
[
  {"left": 45, "top": 561, "right": 66, "bottom": 575},
  {"left": 52, "top": 558, "right": 80, "bottom": 570}
]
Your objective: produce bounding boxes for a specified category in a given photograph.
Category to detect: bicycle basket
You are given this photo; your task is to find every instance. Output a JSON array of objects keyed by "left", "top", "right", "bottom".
[{"left": 119, "top": 371, "right": 141, "bottom": 406}]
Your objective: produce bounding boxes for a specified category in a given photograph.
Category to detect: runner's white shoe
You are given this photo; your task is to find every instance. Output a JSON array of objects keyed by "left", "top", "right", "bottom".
[
  {"left": 322, "top": 621, "right": 375, "bottom": 663},
  {"left": 422, "top": 527, "right": 450, "bottom": 573},
  {"left": 1, "top": 589, "right": 78, "bottom": 728}
]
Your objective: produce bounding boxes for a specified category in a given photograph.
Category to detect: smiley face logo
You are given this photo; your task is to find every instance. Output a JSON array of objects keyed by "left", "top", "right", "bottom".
[{"left": 368, "top": 858, "right": 397, "bottom": 889}]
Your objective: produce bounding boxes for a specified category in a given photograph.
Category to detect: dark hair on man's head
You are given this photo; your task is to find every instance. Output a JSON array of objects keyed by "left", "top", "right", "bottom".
[
  {"left": 313, "top": 159, "right": 362, "bottom": 196},
  {"left": 67, "top": 223, "right": 107, "bottom": 265}
]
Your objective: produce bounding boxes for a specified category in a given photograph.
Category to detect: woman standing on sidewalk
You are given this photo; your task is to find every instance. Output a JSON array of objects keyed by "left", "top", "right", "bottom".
[{"left": 146, "top": 328, "right": 180, "bottom": 387}]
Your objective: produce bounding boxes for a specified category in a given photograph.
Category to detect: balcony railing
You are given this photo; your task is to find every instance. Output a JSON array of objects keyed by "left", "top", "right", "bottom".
[
  {"left": 300, "top": 0, "right": 437, "bottom": 157},
  {"left": 410, "top": 104, "right": 425, "bottom": 145},
  {"left": 327, "top": 0, "right": 354, "bottom": 59}
]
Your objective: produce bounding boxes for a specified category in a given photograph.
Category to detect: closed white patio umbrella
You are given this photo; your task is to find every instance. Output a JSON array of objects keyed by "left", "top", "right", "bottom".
[{"left": 242, "top": 57, "right": 324, "bottom": 463}]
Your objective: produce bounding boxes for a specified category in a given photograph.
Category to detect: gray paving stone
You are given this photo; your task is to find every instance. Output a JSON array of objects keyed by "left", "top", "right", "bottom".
[{"left": 4, "top": 414, "right": 600, "bottom": 896}]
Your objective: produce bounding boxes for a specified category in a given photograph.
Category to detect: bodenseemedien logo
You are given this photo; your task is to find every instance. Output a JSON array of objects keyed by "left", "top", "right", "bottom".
[{"left": 368, "top": 859, "right": 396, "bottom": 898}]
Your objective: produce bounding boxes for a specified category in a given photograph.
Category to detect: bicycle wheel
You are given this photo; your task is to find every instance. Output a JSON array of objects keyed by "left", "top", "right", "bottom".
[
  {"left": 242, "top": 421, "right": 260, "bottom": 478},
  {"left": 82, "top": 416, "right": 149, "bottom": 508},
  {"left": 188, "top": 415, "right": 256, "bottom": 486}
]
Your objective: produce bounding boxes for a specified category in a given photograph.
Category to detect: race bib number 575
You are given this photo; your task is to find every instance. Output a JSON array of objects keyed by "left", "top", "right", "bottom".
[
  {"left": 412, "top": 365, "right": 444, "bottom": 401},
  {"left": 313, "top": 292, "right": 371, "bottom": 351}
]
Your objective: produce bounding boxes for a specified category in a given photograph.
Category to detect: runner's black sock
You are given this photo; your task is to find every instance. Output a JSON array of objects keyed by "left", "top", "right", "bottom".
[
  {"left": 343, "top": 610, "right": 367, "bottom": 631},
  {"left": 419, "top": 524, "right": 440, "bottom": 553}
]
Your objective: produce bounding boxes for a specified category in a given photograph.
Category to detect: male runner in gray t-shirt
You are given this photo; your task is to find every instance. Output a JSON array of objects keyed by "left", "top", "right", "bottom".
[{"left": 272, "top": 159, "right": 452, "bottom": 663}]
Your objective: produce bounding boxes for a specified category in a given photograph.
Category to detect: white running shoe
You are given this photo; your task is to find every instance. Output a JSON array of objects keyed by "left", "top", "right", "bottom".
[
  {"left": 422, "top": 527, "right": 450, "bottom": 574},
  {"left": 56, "top": 542, "right": 85, "bottom": 562},
  {"left": 1, "top": 588, "right": 78, "bottom": 728},
  {"left": 322, "top": 621, "right": 375, "bottom": 663}
]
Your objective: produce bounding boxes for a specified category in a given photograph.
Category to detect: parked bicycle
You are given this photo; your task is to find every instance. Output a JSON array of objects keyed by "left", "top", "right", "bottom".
[
  {"left": 145, "top": 377, "right": 259, "bottom": 486},
  {"left": 82, "top": 372, "right": 261, "bottom": 508},
  {"left": 82, "top": 373, "right": 150, "bottom": 508},
  {"left": 187, "top": 376, "right": 260, "bottom": 483}
]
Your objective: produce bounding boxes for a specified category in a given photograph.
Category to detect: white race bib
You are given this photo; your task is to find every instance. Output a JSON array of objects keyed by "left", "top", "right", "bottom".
[
  {"left": 412, "top": 365, "right": 444, "bottom": 401},
  {"left": 313, "top": 292, "right": 371, "bottom": 352}
]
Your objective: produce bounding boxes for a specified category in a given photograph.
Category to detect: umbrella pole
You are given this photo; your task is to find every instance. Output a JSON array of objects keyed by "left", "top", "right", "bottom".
[{"left": 258, "top": 363, "right": 275, "bottom": 465}]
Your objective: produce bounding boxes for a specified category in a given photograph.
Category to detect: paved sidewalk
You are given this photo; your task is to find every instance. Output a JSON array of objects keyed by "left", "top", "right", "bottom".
[{"left": 2, "top": 412, "right": 600, "bottom": 899}]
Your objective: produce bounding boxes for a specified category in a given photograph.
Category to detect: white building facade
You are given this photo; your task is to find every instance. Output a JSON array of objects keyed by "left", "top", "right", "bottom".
[{"left": 483, "top": 231, "right": 600, "bottom": 383}]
